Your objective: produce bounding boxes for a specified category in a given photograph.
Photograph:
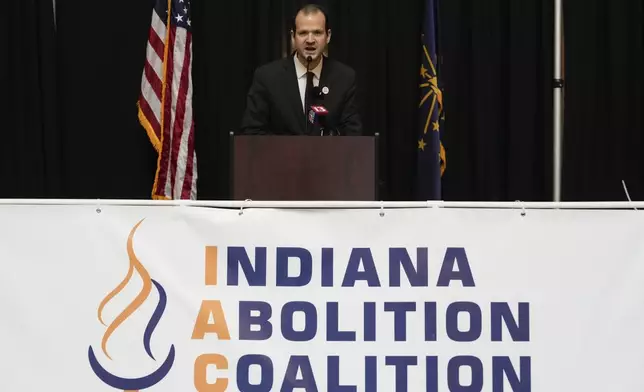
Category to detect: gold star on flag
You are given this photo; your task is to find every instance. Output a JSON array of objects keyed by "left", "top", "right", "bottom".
[
  {"left": 418, "top": 139, "right": 427, "bottom": 151},
  {"left": 420, "top": 65, "right": 428, "bottom": 78}
]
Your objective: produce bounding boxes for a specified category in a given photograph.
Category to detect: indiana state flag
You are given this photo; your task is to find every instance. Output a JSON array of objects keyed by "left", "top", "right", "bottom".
[{"left": 417, "top": 0, "right": 446, "bottom": 200}]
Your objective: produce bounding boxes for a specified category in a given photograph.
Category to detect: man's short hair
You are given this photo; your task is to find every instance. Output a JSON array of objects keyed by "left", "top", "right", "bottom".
[{"left": 292, "top": 4, "right": 331, "bottom": 32}]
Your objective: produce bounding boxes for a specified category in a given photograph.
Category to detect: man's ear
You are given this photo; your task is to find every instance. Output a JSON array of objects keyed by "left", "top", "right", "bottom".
[{"left": 326, "top": 29, "right": 332, "bottom": 44}]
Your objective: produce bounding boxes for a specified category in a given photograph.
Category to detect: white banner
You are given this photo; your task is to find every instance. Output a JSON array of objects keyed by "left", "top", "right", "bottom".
[{"left": 0, "top": 204, "right": 643, "bottom": 391}]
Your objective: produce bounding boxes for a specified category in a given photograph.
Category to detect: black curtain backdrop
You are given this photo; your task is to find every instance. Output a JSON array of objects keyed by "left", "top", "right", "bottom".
[
  {"left": 55, "top": 0, "right": 158, "bottom": 199},
  {"left": 0, "top": 1, "right": 60, "bottom": 198},
  {"left": 440, "top": 0, "right": 554, "bottom": 201},
  {"left": 2, "top": 0, "right": 644, "bottom": 201},
  {"left": 563, "top": 0, "right": 644, "bottom": 201}
]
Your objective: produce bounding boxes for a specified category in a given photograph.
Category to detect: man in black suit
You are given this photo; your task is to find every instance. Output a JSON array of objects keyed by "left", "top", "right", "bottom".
[{"left": 240, "top": 4, "right": 362, "bottom": 136}]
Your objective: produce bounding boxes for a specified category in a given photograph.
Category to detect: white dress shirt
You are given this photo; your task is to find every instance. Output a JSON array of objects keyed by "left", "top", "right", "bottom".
[{"left": 293, "top": 54, "right": 322, "bottom": 112}]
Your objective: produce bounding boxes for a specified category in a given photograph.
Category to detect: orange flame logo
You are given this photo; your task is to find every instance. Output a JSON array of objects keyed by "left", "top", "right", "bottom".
[{"left": 88, "top": 219, "right": 175, "bottom": 391}]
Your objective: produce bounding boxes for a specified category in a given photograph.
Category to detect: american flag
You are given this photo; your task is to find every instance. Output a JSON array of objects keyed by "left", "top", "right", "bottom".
[{"left": 138, "top": 0, "right": 197, "bottom": 200}]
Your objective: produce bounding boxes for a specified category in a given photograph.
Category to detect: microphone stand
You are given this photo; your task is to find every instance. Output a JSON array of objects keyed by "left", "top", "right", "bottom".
[{"left": 305, "top": 56, "right": 312, "bottom": 136}]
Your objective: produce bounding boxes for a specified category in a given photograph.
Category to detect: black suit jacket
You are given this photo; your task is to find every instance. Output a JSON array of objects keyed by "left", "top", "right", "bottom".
[{"left": 240, "top": 56, "right": 363, "bottom": 136}]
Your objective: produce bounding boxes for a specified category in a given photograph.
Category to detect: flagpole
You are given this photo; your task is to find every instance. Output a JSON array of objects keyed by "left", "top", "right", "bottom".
[{"left": 553, "top": 0, "right": 564, "bottom": 202}]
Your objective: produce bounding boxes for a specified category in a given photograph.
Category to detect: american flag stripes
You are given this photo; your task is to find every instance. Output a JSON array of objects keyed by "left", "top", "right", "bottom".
[{"left": 138, "top": 0, "right": 197, "bottom": 200}]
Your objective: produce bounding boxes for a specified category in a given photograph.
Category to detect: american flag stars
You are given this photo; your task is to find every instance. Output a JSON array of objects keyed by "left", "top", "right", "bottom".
[{"left": 171, "top": 0, "right": 191, "bottom": 30}]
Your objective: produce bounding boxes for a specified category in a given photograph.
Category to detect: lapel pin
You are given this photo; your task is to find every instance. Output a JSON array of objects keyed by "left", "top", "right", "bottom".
[{"left": 322, "top": 86, "right": 329, "bottom": 95}]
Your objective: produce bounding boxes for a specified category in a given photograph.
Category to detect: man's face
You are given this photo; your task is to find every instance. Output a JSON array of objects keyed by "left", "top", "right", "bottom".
[{"left": 292, "top": 11, "right": 330, "bottom": 63}]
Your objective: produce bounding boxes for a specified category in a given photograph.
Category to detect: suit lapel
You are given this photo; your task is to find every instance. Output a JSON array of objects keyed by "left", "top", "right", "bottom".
[
  {"left": 283, "top": 57, "right": 306, "bottom": 133},
  {"left": 319, "top": 57, "right": 334, "bottom": 117},
  {"left": 319, "top": 57, "right": 331, "bottom": 93}
]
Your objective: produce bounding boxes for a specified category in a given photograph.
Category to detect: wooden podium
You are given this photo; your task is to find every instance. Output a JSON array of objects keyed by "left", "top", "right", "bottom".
[{"left": 231, "top": 134, "right": 378, "bottom": 201}]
